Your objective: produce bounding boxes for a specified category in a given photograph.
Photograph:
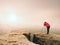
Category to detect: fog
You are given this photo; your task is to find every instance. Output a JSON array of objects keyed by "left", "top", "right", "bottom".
[{"left": 0, "top": 0, "right": 60, "bottom": 33}]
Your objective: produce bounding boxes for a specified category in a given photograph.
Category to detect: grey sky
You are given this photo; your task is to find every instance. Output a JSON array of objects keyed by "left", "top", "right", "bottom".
[{"left": 0, "top": 0, "right": 60, "bottom": 32}]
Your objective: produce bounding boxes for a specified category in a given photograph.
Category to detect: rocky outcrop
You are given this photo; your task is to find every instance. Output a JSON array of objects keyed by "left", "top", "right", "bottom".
[
  {"left": 23, "top": 33, "right": 60, "bottom": 45},
  {"left": 0, "top": 32, "right": 38, "bottom": 45},
  {"left": 34, "top": 33, "right": 60, "bottom": 45},
  {"left": 0, "top": 30, "right": 60, "bottom": 45}
]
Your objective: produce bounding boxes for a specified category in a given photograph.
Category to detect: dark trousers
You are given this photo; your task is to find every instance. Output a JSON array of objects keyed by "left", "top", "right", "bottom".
[{"left": 47, "top": 26, "right": 50, "bottom": 34}]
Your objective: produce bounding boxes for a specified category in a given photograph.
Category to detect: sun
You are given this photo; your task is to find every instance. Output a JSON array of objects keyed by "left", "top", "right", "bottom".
[
  {"left": 5, "top": 7, "right": 25, "bottom": 26},
  {"left": 6, "top": 14, "right": 25, "bottom": 26},
  {"left": 6, "top": 14, "right": 18, "bottom": 25},
  {"left": 9, "top": 15, "right": 17, "bottom": 22}
]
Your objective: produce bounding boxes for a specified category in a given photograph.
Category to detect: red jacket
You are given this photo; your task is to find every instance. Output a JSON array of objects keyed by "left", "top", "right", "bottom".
[{"left": 44, "top": 22, "right": 50, "bottom": 27}]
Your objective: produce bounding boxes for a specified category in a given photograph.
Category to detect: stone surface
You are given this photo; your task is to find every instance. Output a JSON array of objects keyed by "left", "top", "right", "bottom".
[
  {"left": 34, "top": 33, "right": 60, "bottom": 45},
  {"left": 0, "top": 31, "right": 38, "bottom": 45}
]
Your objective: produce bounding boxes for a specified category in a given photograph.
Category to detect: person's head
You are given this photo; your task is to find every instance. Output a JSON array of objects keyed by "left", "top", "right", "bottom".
[{"left": 44, "top": 21, "right": 46, "bottom": 23}]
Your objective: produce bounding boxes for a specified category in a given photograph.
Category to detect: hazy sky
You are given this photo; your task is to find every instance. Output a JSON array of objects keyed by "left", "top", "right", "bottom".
[{"left": 0, "top": 0, "right": 60, "bottom": 32}]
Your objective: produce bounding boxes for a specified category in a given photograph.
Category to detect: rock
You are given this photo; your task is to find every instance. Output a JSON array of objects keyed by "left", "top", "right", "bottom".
[
  {"left": 23, "top": 32, "right": 60, "bottom": 45},
  {"left": 34, "top": 33, "right": 60, "bottom": 45},
  {"left": 0, "top": 32, "right": 38, "bottom": 45}
]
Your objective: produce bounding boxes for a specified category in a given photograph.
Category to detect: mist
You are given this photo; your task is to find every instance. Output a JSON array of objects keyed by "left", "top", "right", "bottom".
[{"left": 0, "top": 0, "right": 60, "bottom": 33}]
